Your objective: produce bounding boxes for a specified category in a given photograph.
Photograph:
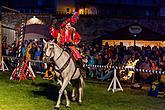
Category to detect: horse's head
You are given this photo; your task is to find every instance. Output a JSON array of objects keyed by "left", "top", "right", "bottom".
[{"left": 43, "top": 39, "right": 55, "bottom": 62}]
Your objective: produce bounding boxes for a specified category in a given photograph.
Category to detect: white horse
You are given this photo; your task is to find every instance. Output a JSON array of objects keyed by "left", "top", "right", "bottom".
[{"left": 43, "top": 40, "right": 85, "bottom": 110}]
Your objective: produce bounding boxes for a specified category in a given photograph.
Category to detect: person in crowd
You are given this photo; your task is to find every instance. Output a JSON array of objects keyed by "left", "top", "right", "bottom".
[
  {"left": 122, "top": 52, "right": 129, "bottom": 64},
  {"left": 34, "top": 46, "right": 42, "bottom": 71},
  {"left": 26, "top": 42, "right": 32, "bottom": 60},
  {"left": 99, "top": 58, "right": 113, "bottom": 81},
  {"left": 21, "top": 44, "right": 26, "bottom": 60},
  {"left": 139, "top": 56, "right": 151, "bottom": 83},
  {"left": 148, "top": 59, "right": 159, "bottom": 83},
  {"left": 88, "top": 54, "right": 95, "bottom": 79},
  {"left": 30, "top": 43, "right": 37, "bottom": 60},
  {"left": 34, "top": 46, "right": 41, "bottom": 60},
  {"left": 95, "top": 54, "right": 103, "bottom": 79},
  {"left": 2, "top": 41, "right": 8, "bottom": 55}
]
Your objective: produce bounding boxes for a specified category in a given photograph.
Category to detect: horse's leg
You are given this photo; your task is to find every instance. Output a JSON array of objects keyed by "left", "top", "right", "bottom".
[
  {"left": 70, "top": 80, "right": 77, "bottom": 101},
  {"left": 57, "top": 79, "right": 70, "bottom": 107},
  {"left": 72, "top": 86, "right": 76, "bottom": 101},
  {"left": 78, "top": 76, "right": 84, "bottom": 105},
  {"left": 55, "top": 77, "right": 69, "bottom": 109},
  {"left": 63, "top": 89, "right": 70, "bottom": 107}
]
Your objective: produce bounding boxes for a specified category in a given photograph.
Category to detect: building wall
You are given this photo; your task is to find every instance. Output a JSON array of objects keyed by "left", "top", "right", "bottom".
[
  {"left": 75, "top": 16, "right": 165, "bottom": 42},
  {"left": 102, "top": 40, "right": 165, "bottom": 47},
  {"left": 2, "top": 13, "right": 165, "bottom": 44},
  {"left": 2, "top": 26, "right": 16, "bottom": 44},
  {"left": 56, "top": 0, "right": 76, "bottom": 14}
]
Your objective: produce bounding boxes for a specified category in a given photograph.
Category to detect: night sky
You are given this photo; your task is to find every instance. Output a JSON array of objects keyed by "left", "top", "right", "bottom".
[{"left": 2, "top": 0, "right": 164, "bottom": 8}]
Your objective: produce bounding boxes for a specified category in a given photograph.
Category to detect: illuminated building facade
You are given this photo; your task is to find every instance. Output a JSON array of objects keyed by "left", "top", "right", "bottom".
[
  {"left": 2, "top": 0, "right": 165, "bottom": 46},
  {"left": 2, "top": 0, "right": 165, "bottom": 17}
]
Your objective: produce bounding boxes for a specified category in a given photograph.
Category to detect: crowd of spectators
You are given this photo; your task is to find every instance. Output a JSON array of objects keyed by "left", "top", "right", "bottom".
[
  {"left": 2, "top": 39, "right": 165, "bottom": 83},
  {"left": 80, "top": 42, "right": 165, "bottom": 83}
]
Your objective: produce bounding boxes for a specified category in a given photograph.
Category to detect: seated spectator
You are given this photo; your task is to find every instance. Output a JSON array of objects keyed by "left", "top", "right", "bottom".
[
  {"left": 99, "top": 58, "right": 113, "bottom": 81},
  {"left": 149, "top": 60, "right": 159, "bottom": 83}
]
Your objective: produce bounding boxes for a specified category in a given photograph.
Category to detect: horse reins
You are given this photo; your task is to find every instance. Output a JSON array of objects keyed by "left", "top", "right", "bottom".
[{"left": 45, "top": 43, "right": 73, "bottom": 74}]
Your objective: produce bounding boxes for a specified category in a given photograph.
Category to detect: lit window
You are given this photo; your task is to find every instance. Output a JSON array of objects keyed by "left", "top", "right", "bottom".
[
  {"left": 79, "top": 9, "right": 84, "bottom": 14},
  {"left": 85, "top": 10, "right": 88, "bottom": 14}
]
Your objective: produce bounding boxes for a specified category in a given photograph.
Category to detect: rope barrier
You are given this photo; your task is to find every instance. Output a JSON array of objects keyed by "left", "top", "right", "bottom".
[
  {"left": 3, "top": 56, "right": 51, "bottom": 63},
  {"left": 85, "top": 64, "right": 165, "bottom": 75},
  {"left": 3, "top": 55, "right": 18, "bottom": 60},
  {"left": 3, "top": 56, "right": 165, "bottom": 75}
]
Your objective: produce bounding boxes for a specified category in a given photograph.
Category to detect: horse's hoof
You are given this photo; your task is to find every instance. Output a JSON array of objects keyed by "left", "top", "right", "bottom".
[
  {"left": 66, "top": 106, "right": 70, "bottom": 108},
  {"left": 54, "top": 107, "right": 60, "bottom": 110},
  {"left": 78, "top": 102, "right": 83, "bottom": 106},
  {"left": 72, "top": 97, "right": 76, "bottom": 102}
]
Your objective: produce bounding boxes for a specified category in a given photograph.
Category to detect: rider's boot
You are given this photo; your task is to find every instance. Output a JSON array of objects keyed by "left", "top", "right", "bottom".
[{"left": 77, "top": 59, "right": 86, "bottom": 78}]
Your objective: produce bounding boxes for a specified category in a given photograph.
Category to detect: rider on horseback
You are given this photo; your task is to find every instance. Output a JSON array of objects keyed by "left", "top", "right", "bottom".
[{"left": 50, "top": 12, "right": 84, "bottom": 74}]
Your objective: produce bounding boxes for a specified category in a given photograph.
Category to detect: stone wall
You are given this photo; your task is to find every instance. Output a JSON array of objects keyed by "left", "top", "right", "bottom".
[
  {"left": 75, "top": 16, "right": 165, "bottom": 41},
  {"left": 2, "top": 13, "right": 165, "bottom": 43}
]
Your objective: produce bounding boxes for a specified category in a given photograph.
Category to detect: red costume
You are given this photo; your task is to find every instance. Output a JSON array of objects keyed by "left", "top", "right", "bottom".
[
  {"left": 58, "top": 24, "right": 81, "bottom": 46},
  {"left": 50, "top": 12, "right": 82, "bottom": 60},
  {"left": 50, "top": 27, "right": 59, "bottom": 39}
]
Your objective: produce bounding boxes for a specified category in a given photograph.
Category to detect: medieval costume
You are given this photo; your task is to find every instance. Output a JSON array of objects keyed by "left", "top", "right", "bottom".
[
  {"left": 57, "top": 12, "right": 82, "bottom": 61},
  {"left": 50, "top": 12, "right": 85, "bottom": 76}
]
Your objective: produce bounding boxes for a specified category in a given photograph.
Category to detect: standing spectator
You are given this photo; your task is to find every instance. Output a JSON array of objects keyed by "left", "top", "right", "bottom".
[
  {"left": 34, "top": 46, "right": 41, "bottom": 60},
  {"left": 95, "top": 54, "right": 103, "bottom": 79},
  {"left": 30, "top": 43, "right": 37, "bottom": 60},
  {"left": 21, "top": 44, "right": 26, "bottom": 59},
  {"left": 26, "top": 42, "right": 32, "bottom": 60},
  {"left": 34, "top": 46, "right": 42, "bottom": 71},
  {"left": 88, "top": 54, "right": 95, "bottom": 79}
]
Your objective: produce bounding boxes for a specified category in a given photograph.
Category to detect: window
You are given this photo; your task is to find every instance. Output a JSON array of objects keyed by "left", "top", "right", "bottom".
[
  {"left": 66, "top": 8, "right": 70, "bottom": 13},
  {"left": 85, "top": 10, "right": 88, "bottom": 14}
]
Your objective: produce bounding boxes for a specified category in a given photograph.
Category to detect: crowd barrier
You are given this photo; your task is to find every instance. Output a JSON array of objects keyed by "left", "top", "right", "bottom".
[
  {"left": 85, "top": 64, "right": 165, "bottom": 75},
  {"left": 3, "top": 55, "right": 165, "bottom": 75}
]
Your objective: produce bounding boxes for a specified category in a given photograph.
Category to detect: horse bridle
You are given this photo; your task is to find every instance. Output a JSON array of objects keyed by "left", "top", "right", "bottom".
[
  {"left": 44, "top": 43, "right": 64, "bottom": 63},
  {"left": 43, "top": 43, "right": 54, "bottom": 63},
  {"left": 44, "top": 42, "right": 74, "bottom": 73},
  {"left": 43, "top": 42, "right": 78, "bottom": 77}
]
